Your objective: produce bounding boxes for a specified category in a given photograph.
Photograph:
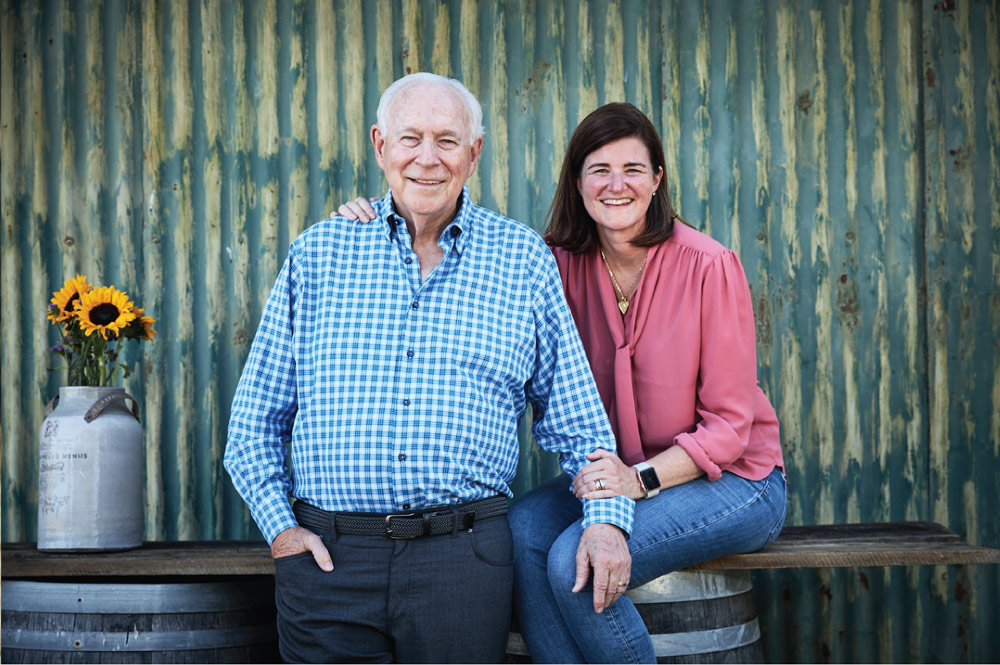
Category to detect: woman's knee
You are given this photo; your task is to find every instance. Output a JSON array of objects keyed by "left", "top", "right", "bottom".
[{"left": 545, "top": 529, "right": 583, "bottom": 596}]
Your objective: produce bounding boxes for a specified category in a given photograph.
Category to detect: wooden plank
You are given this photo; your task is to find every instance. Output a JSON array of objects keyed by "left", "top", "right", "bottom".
[
  {"left": 691, "top": 547, "right": 1000, "bottom": 570},
  {"left": 1, "top": 541, "right": 275, "bottom": 578},
  {"left": 692, "top": 522, "right": 1000, "bottom": 569},
  {"left": 3, "top": 523, "right": 998, "bottom": 578}
]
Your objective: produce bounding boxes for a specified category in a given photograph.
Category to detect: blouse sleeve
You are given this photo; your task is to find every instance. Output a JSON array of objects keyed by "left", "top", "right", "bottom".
[{"left": 672, "top": 250, "right": 758, "bottom": 481}]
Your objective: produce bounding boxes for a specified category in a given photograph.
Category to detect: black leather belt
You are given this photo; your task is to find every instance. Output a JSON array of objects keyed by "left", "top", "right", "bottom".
[{"left": 293, "top": 496, "right": 508, "bottom": 540}]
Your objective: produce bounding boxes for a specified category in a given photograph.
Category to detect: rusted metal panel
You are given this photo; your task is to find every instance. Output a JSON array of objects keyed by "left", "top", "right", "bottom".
[
  {"left": 1, "top": 0, "right": 997, "bottom": 661},
  {"left": 922, "top": 0, "right": 1000, "bottom": 660}
]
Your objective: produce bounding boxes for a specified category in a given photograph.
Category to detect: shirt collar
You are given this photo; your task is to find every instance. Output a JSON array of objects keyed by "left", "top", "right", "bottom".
[
  {"left": 377, "top": 187, "right": 473, "bottom": 256},
  {"left": 377, "top": 191, "right": 403, "bottom": 242}
]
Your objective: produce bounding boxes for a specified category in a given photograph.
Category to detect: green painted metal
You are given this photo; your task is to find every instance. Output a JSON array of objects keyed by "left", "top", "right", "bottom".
[{"left": 1, "top": 0, "right": 997, "bottom": 661}]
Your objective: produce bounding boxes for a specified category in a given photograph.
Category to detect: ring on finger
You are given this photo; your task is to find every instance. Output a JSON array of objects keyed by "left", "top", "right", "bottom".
[
  {"left": 595, "top": 478, "right": 606, "bottom": 491},
  {"left": 617, "top": 581, "right": 627, "bottom": 587}
]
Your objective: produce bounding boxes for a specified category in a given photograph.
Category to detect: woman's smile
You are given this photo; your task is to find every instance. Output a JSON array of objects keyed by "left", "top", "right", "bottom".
[{"left": 577, "top": 136, "right": 663, "bottom": 241}]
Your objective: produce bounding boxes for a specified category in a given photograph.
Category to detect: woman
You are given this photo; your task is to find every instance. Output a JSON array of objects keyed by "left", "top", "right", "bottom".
[{"left": 336, "top": 102, "right": 786, "bottom": 664}]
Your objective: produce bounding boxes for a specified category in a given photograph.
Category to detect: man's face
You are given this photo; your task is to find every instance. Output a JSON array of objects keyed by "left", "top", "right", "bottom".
[{"left": 371, "top": 84, "right": 482, "bottom": 228}]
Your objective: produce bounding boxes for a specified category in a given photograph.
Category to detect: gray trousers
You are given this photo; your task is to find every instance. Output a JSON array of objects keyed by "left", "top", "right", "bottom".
[{"left": 273, "top": 513, "right": 513, "bottom": 663}]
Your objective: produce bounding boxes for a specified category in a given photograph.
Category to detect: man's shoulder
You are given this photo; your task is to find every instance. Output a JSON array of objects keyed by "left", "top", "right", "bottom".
[
  {"left": 467, "top": 203, "right": 548, "bottom": 253},
  {"left": 292, "top": 215, "right": 376, "bottom": 251}
]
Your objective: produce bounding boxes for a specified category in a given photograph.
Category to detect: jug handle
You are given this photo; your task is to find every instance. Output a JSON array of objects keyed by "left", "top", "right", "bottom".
[{"left": 84, "top": 389, "right": 142, "bottom": 424}]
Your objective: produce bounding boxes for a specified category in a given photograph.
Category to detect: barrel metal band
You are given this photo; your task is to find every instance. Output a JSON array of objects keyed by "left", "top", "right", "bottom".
[
  {"left": 1, "top": 581, "right": 271, "bottom": 613},
  {"left": 648, "top": 619, "right": 760, "bottom": 657},
  {"left": 506, "top": 620, "right": 759, "bottom": 658},
  {"left": 625, "top": 569, "right": 752, "bottom": 604},
  {"left": 1, "top": 624, "right": 277, "bottom": 652}
]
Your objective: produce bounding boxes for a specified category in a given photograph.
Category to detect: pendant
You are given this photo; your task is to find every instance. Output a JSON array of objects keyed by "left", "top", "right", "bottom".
[{"left": 618, "top": 299, "right": 629, "bottom": 315}]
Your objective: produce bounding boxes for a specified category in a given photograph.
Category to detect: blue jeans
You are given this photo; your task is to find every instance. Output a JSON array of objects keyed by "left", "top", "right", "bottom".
[{"left": 509, "top": 468, "right": 786, "bottom": 664}]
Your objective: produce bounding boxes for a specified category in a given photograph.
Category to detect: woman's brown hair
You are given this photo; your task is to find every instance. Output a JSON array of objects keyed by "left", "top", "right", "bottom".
[{"left": 546, "top": 103, "right": 678, "bottom": 254}]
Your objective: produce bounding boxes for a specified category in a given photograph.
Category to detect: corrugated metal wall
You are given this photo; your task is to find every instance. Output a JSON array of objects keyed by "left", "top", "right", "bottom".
[{"left": 2, "top": 0, "right": 997, "bottom": 661}]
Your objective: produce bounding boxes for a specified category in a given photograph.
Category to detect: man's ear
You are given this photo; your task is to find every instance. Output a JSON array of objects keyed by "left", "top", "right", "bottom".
[
  {"left": 371, "top": 125, "right": 386, "bottom": 168},
  {"left": 467, "top": 137, "right": 483, "bottom": 177}
]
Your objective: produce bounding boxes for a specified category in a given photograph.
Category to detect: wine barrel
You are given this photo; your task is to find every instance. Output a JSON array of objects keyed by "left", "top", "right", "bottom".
[
  {"left": 507, "top": 569, "right": 763, "bottom": 664},
  {"left": 0, "top": 576, "right": 279, "bottom": 664}
]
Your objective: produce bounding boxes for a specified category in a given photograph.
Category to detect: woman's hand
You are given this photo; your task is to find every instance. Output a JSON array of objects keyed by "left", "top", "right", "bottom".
[
  {"left": 330, "top": 197, "right": 377, "bottom": 222},
  {"left": 573, "top": 449, "right": 645, "bottom": 501}
]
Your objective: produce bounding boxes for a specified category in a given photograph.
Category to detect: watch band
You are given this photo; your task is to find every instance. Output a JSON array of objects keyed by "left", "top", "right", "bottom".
[{"left": 633, "top": 461, "right": 661, "bottom": 499}]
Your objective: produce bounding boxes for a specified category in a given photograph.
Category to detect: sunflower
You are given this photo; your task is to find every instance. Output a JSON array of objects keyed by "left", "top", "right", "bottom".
[
  {"left": 48, "top": 275, "right": 92, "bottom": 323},
  {"left": 74, "top": 286, "right": 137, "bottom": 339},
  {"left": 123, "top": 307, "right": 158, "bottom": 341}
]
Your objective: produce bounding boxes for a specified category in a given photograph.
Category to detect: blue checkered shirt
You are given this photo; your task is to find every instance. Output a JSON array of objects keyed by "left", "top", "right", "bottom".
[{"left": 225, "top": 188, "right": 634, "bottom": 543}]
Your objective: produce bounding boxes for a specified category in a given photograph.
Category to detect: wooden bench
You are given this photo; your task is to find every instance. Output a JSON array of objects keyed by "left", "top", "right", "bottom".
[
  {"left": 4, "top": 521, "right": 998, "bottom": 577},
  {"left": 3, "top": 523, "right": 997, "bottom": 663}
]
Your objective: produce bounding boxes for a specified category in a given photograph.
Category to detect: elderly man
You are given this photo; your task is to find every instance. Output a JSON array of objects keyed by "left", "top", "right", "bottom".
[{"left": 225, "top": 73, "right": 633, "bottom": 663}]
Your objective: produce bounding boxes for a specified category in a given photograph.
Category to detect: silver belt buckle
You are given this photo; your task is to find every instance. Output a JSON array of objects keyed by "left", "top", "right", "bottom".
[{"left": 385, "top": 512, "right": 417, "bottom": 539}]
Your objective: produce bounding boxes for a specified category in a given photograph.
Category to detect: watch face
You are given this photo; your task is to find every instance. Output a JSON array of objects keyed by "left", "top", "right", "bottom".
[{"left": 638, "top": 466, "right": 661, "bottom": 491}]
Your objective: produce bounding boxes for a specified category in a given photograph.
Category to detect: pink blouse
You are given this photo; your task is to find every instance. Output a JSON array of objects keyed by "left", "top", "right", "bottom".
[{"left": 551, "top": 222, "right": 784, "bottom": 482}]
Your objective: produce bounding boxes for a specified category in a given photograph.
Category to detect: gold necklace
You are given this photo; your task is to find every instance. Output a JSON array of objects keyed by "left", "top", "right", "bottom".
[{"left": 600, "top": 249, "right": 647, "bottom": 315}]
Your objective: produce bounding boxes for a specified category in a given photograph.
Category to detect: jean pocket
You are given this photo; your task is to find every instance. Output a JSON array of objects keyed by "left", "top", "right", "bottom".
[{"left": 470, "top": 518, "right": 514, "bottom": 567}]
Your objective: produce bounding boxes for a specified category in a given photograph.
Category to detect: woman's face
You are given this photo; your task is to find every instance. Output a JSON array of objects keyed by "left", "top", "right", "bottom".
[{"left": 576, "top": 136, "right": 663, "bottom": 243}]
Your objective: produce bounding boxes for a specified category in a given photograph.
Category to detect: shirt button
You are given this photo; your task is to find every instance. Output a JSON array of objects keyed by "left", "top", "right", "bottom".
[
  {"left": 398, "top": 453, "right": 407, "bottom": 461},
  {"left": 404, "top": 257, "right": 413, "bottom": 264},
  {"left": 411, "top": 301, "right": 419, "bottom": 309},
  {"left": 406, "top": 349, "right": 414, "bottom": 358},
  {"left": 402, "top": 399, "right": 410, "bottom": 406},
  {"left": 402, "top": 503, "right": 411, "bottom": 510}
]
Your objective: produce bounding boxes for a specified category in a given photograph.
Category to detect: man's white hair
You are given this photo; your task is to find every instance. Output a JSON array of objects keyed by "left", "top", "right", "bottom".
[{"left": 376, "top": 72, "right": 484, "bottom": 144}]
